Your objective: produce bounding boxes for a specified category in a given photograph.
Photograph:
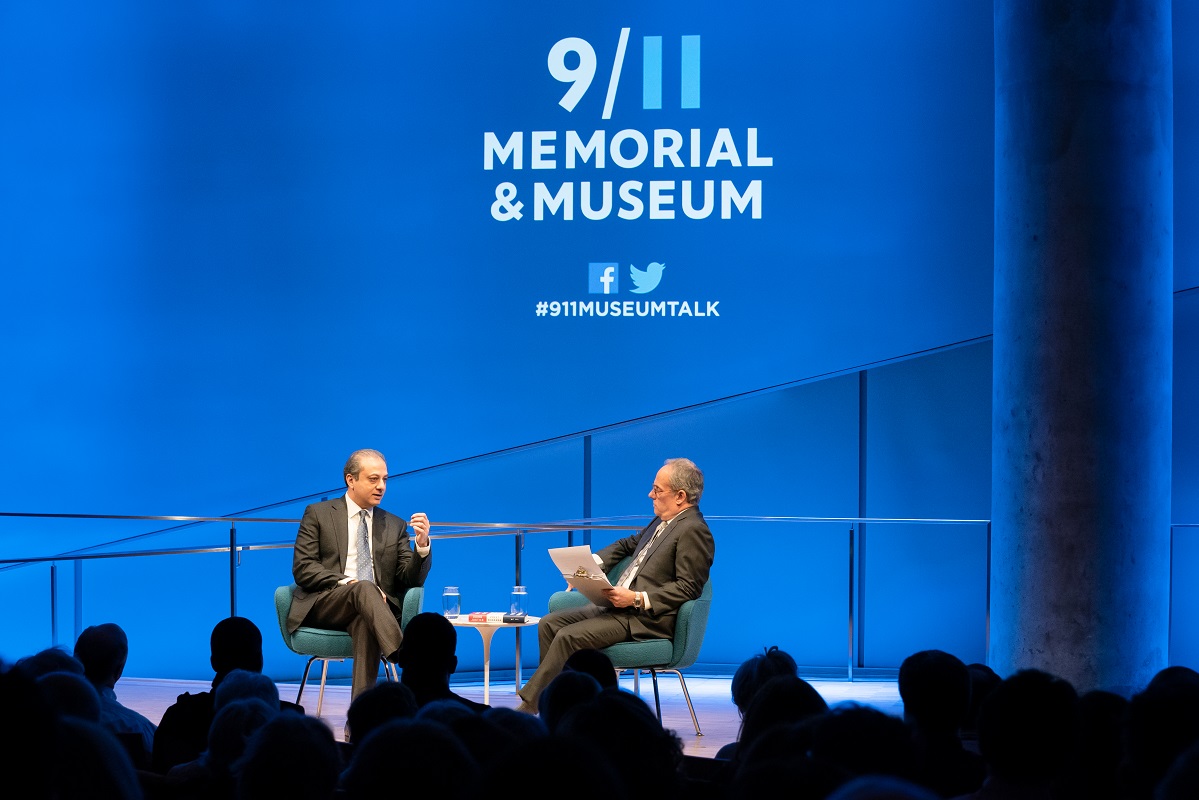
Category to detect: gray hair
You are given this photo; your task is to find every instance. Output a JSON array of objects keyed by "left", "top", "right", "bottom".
[
  {"left": 344, "top": 449, "right": 387, "bottom": 486},
  {"left": 664, "top": 458, "right": 704, "bottom": 505}
]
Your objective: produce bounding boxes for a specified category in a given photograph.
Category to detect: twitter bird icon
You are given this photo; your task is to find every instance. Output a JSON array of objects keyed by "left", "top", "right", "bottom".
[{"left": 629, "top": 262, "right": 665, "bottom": 294}]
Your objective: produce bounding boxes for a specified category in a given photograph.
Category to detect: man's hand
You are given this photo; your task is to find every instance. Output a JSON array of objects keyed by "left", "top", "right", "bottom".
[
  {"left": 410, "top": 512, "right": 431, "bottom": 548},
  {"left": 603, "top": 586, "right": 638, "bottom": 608}
]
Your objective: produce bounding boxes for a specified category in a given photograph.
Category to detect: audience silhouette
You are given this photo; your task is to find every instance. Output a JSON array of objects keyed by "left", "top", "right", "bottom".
[
  {"left": 396, "top": 611, "right": 489, "bottom": 712},
  {"left": 14, "top": 628, "right": 1199, "bottom": 800},
  {"left": 152, "top": 616, "right": 301, "bottom": 775},
  {"left": 74, "top": 622, "right": 158, "bottom": 770},
  {"left": 898, "top": 649, "right": 985, "bottom": 797}
]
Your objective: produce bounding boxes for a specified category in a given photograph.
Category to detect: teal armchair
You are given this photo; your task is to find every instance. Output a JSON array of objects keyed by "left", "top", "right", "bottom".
[
  {"left": 547, "top": 556, "right": 713, "bottom": 735},
  {"left": 273, "top": 583, "right": 424, "bottom": 716}
]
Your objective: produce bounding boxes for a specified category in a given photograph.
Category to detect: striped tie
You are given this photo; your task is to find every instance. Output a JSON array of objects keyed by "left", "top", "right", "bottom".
[
  {"left": 617, "top": 521, "right": 666, "bottom": 587},
  {"left": 356, "top": 509, "right": 374, "bottom": 583}
]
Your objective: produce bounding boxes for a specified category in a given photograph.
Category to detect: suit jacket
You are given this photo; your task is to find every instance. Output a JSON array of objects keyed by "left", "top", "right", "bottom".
[
  {"left": 596, "top": 506, "right": 714, "bottom": 640},
  {"left": 286, "top": 496, "right": 432, "bottom": 633}
]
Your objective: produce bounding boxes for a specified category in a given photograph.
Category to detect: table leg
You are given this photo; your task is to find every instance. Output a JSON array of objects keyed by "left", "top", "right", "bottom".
[{"left": 476, "top": 626, "right": 499, "bottom": 705}]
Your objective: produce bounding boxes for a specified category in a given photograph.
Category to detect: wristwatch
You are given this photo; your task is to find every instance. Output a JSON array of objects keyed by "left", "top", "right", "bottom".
[{"left": 633, "top": 592, "right": 643, "bottom": 610}]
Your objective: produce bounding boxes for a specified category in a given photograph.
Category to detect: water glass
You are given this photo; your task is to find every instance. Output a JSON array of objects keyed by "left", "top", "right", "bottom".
[
  {"left": 510, "top": 585, "right": 527, "bottom": 616},
  {"left": 442, "top": 585, "right": 461, "bottom": 618}
]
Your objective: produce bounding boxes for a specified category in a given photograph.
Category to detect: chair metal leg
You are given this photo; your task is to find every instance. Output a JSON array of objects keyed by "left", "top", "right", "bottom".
[
  {"left": 297, "top": 656, "right": 319, "bottom": 707},
  {"left": 664, "top": 668, "right": 702, "bottom": 736},
  {"left": 316, "top": 658, "right": 332, "bottom": 717},
  {"left": 650, "top": 669, "right": 663, "bottom": 721}
]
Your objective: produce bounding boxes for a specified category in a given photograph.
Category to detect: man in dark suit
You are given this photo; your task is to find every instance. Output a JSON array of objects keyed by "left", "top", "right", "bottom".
[
  {"left": 516, "top": 457, "right": 715, "bottom": 714},
  {"left": 287, "top": 448, "right": 433, "bottom": 700}
]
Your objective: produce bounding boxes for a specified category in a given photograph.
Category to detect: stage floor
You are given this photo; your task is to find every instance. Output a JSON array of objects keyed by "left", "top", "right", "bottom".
[{"left": 117, "top": 672, "right": 903, "bottom": 759}]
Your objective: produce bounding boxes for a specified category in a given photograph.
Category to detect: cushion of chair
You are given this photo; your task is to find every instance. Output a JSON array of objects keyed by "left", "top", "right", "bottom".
[{"left": 288, "top": 626, "right": 354, "bottom": 658}]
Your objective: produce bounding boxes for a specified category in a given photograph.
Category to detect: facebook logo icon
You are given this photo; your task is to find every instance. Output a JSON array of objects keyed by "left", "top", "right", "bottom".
[{"left": 588, "top": 263, "right": 619, "bottom": 295}]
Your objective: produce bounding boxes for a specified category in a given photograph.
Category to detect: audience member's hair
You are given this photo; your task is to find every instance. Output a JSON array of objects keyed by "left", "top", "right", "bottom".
[
  {"left": 976, "top": 668, "right": 1078, "bottom": 788},
  {"left": 808, "top": 703, "right": 919, "bottom": 783},
  {"left": 485, "top": 733, "right": 628, "bottom": 799},
  {"left": 825, "top": 774, "right": 941, "bottom": 800},
  {"left": 205, "top": 698, "right": 277, "bottom": 776},
  {"left": 36, "top": 670, "right": 102, "bottom": 722},
  {"left": 563, "top": 647, "right": 619, "bottom": 690},
  {"left": 73, "top": 623, "right": 129, "bottom": 687},
  {"left": 540, "top": 669, "right": 602, "bottom": 733},
  {"left": 416, "top": 697, "right": 479, "bottom": 728},
  {"left": 14, "top": 646, "right": 85, "bottom": 679},
  {"left": 730, "top": 645, "right": 799, "bottom": 718},
  {"left": 54, "top": 717, "right": 143, "bottom": 799},
  {"left": 0, "top": 662, "right": 59, "bottom": 799},
  {"left": 346, "top": 681, "right": 418, "bottom": 744},
  {"left": 730, "top": 721, "right": 849, "bottom": 800},
  {"left": 735, "top": 673, "right": 829, "bottom": 764},
  {"left": 1059, "top": 688, "right": 1129, "bottom": 800},
  {"left": 1157, "top": 738, "right": 1199, "bottom": 800},
  {"left": 215, "top": 668, "right": 279, "bottom": 711},
  {"left": 236, "top": 713, "right": 340, "bottom": 800},
  {"left": 395, "top": 612, "right": 459, "bottom": 676},
  {"left": 341, "top": 718, "right": 480, "bottom": 800},
  {"left": 210, "top": 617, "right": 264, "bottom": 678},
  {"left": 1124, "top": 664, "right": 1199, "bottom": 799},
  {"left": 898, "top": 649, "right": 971, "bottom": 733},
  {"left": 962, "top": 662, "right": 1001, "bottom": 746},
  {"left": 482, "top": 705, "right": 549, "bottom": 745},
  {"left": 557, "top": 689, "right": 684, "bottom": 800}
]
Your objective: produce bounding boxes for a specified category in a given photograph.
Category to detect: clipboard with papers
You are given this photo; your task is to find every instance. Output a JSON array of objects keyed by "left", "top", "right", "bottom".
[{"left": 547, "top": 545, "right": 614, "bottom": 607}]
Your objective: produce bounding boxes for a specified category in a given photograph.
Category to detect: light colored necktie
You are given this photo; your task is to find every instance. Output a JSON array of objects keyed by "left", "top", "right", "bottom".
[
  {"left": 617, "top": 521, "right": 666, "bottom": 587},
  {"left": 356, "top": 509, "right": 374, "bottom": 583}
]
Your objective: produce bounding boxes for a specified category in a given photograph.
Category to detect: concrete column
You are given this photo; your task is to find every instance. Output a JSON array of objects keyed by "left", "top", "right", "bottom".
[{"left": 991, "top": 1, "right": 1173, "bottom": 695}]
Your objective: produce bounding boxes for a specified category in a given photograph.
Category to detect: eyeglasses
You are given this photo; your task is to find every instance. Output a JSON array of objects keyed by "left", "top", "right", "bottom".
[{"left": 650, "top": 485, "right": 677, "bottom": 497}]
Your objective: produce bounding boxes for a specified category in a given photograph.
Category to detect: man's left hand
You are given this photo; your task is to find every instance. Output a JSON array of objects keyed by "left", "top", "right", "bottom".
[
  {"left": 603, "top": 586, "right": 637, "bottom": 608},
  {"left": 410, "top": 512, "right": 431, "bottom": 548}
]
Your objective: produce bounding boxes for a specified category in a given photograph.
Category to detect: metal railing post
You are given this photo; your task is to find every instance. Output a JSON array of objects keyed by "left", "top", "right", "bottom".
[
  {"left": 515, "top": 530, "right": 525, "bottom": 688},
  {"left": 229, "top": 522, "right": 238, "bottom": 617},
  {"left": 847, "top": 524, "right": 855, "bottom": 681},
  {"left": 50, "top": 562, "right": 58, "bottom": 646}
]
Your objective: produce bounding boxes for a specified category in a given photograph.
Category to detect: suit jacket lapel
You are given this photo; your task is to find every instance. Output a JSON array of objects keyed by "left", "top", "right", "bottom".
[
  {"left": 372, "top": 508, "right": 389, "bottom": 582},
  {"left": 643, "top": 507, "right": 692, "bottom": 565},
  {"left": 331, "top": 497, "right": 349, "bottom": 573}
]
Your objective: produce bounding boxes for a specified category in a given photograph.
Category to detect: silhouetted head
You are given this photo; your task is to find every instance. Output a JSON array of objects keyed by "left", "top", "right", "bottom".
[
  {"left": 37, "top": 671, "right": 101, "bottom": 722},
  {"left": 540, "top": 669, "right": 602, "bottom": 733},
  {"left": 738, "top": 673, "right": 830, "bottom": 758},
  {"left": 396, "top": 612, "right": 458, "bottom": 676},
  {"left": 563, "top": 647, "right": 618, "bottom": 689},
  {"left": 210, "top": 617, "right": 264, "bottom": 678},
  {"left": 204, "top": 697, "right": 276, "bottom": 776},
  {"left": 237, "top": 712, "right": 341, "bottom": 800},
  {"left": 341, "top": 718, "right": 480, "bottom": 800},
  {"left": 73, "top": 623, "right": 129, "bottom": 688},
  {"left": 346, "top": 681, "right": 418, "bottom": 745},
  {"left": 14, "top": 647, "right": 85, "bottom": 680},
  {"left": 809, "top": 703, "right": 918, "bottom": 783},
  {"left": 215, "top": 668, "right": 279, "bottom": 711},
  {"left": 898, "top": 649, "right": 971, "bottom": 733},
  {"left": 977, "top": 668, "right": 1078, "bottom": 787},
  {"left": 557, "top": 689, "right": 684, "bottom": 799},
  {"left": 1124, "top": 664, "right": 1199, "bottom": 796},
  {"left": 731, "top": 645, "right": 799, "bottom": 716}
]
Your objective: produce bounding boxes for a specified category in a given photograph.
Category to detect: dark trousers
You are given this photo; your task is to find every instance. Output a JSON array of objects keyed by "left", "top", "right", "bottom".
[
  {"left": 518, "top": 604, "right": 632, "bottom": 708},
  {"left": 303, "top": 581, "right": 403, "bottom": 699}
]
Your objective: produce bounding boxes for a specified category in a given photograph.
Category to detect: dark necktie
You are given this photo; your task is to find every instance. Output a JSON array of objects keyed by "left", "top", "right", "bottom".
[
  {"left": 357, "top": 509, "right": 374, "bottom": 583},
  {"left": 617, "top": 521, "right": 666, "bottom": 587}
]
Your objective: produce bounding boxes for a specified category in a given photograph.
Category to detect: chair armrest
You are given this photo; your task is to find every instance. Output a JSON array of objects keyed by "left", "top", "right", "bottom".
[{"left": 548, "top": 590, "right": 589, "bottom": 614}]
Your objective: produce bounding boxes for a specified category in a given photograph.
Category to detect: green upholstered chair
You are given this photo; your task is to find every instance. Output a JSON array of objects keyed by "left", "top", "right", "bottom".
[
  {"left": 273, "top": 583, "right": 424, "bottom": 716},
  {"left": 546, "top": 556, "right": 713, "bottom": 735}
]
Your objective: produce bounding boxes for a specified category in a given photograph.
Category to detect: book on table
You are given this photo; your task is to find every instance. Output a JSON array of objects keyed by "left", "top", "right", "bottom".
[{"left": 465, "top": 611, "right": 530, "bottom": 624}]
